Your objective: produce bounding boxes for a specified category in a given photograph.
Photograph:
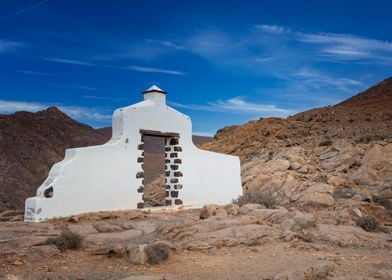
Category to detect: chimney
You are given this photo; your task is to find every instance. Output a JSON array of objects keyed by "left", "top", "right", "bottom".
[{"left": 142, "top": 85, "right": 166, "bottom": 105}]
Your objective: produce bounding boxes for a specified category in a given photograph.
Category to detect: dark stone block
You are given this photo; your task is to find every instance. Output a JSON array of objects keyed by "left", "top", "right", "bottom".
[
  {"left": 137, "top": 186, "right": 144, "bottom": 193},
  {"left": 165, "top": 178, "right": 167, "bottom": 183},
  {"left": 165, "top": 159, "right": 170, "bottom": 164},
  {"left": 174, "top": 184, "right": 183, "bottom": 190},
  {"left": 170, "top": 153, "right": 178, "bottom": 158},
  {"left": 170, "top": 138, "right": 179, "bottom": 145},
  {"left": 141, "top": 152, "right": 144, "bottom": 156},
  {"left": 165, "top": 147, "right": 171, "bottom": 151},
  {"left": 166, "top": 191, "right": 169, "bottom": 197},
  {"left": 174, "top": 171, "right": 183, "bottom": 177},
  {"left": 171, "top": 191, "right": 179, "bottom": 198},
  {"left": 174, "top": 159, "right": 182, "bottom": 164},
  {"left": 136, "top": 172, "right": 144, "bottom": 178},
  {"left": 165, "top": 199, "right": 172, "bottom": 206},
  {"left": 137, "top": 144, "right": 144, "bottom": 150},
  {"left": 165, "top": 185, "right": 171, "bottom": 190},
  {"left": 165, "top": 171, "right": 170, "bottom": 176},
  {"left": 137, "top": 202, "right": 144, "bottom": 209},
  {"left": 170, "top": 178, "right": 179, "bottom": 183},
  {"left": 174, "top": 146, "right": 182, "bottom": 152},
  {"left": 137, "top": 157, "right": 144, "bottom": 163},
  {"left": 142, "top": 179, "right": 145, "bottom": 185},
  {"left": 170, "top": 165, "right": 179, "bottom": 170},
  {"left": 174, "top": 199, "right": 183, "bottom": 205}
]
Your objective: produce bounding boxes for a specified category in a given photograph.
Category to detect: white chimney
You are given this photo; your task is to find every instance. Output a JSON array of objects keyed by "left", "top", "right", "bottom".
[{"left": 142, "top": 85, "right": 166, "bottom": 105}]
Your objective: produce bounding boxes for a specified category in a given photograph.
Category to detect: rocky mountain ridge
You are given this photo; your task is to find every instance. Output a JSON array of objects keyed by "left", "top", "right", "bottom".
[{"left": 202, "top": 76, "right": 392, "bottom": 224}]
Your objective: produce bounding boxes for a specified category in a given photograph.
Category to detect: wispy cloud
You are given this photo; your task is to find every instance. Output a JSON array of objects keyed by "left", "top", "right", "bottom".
[
  {"left": 82, "top": 95, "right": 108, "bottom": 100},
  {"left": 0, "top": 99, "right": 111, "bottom": 122},
  {"left": 0, "top": 0, "right": 50, "bottom": 20},
  {"left": 170, "top": 97, "right": 292, "bottom": 117},
  {"left": 0, "top": 39, "right": 23, "bottom": 52},
  {"left": 125, "top": 65, "right": 185, "bottom": 75},
  {"left": 43, "top": 57, "right": 185, "bottom": 75},
  {"left": 254, "top": 24, "right": 288, "bottom": 34},
  {"left": 292, "top": 68, "right": 363, "bottom": 93},
  {"left": 44, "top": 57, "right": 94, "bottom": 66},
  {"left": 146, "top": 39, "right": 185, "bottom": 50},
  {"left": 18, "top": 70, "right": 54, "bottom": 76},
  {"left": 255, "top": 24, "right": 392, "bottom": 62}
]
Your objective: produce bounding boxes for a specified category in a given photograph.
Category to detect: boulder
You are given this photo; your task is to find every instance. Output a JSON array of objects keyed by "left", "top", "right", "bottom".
[
  {"left": 321, "top": 152, "right": 359, "bottom": 171},
  {"left": 352, "top": 143, "right": 392, "bottom": 187},
  {"left": 327, "top": 175, "right": 346, "bottom": 186},
  {"left": 299, "top": 183, "right": 335, "bottom": 206},
  {"left": 199, "top": 204, "right": 228, "bottom": 219},
  {"left": 93, "top": 222, "right": 123, "bottom": 233},
  {"left": 238, "top": 203, "right": 264, "bottom": 215},
  {"left": 281, "top": 173, "right": 300, "bottom": 197},
  {"left": 27, "top": 245, "right": 60, "bottom": 261},
  {"left": 223, "top": 203, "right": 240, "bottom": 215}
]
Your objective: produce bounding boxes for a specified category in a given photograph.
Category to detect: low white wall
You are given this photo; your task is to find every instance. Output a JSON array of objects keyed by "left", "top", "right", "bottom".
[{"left": 25, "top": 93, "right": 242, "bottom": 222}]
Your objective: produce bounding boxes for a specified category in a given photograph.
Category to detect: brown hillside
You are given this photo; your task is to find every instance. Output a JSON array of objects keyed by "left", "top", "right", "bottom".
[
  {"left": 0, "top": 107, "right": 109, "bottom": 211},
  {"left": 203, "top": 76, "right": 392, "bottom": 162}
]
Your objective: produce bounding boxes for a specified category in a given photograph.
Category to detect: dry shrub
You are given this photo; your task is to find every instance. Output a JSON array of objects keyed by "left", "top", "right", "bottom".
[
  {"left": 145, "top": 242, "right": 171, "bottom": 264},
  {"left": 46, "top": 230, "right": 83, "bottom": 251},
  {"left": 356, "top": 216, "right": 381, "bottom": 232},
  {"left": 233, "top": 190, "right": 277, "bottom": 209}
]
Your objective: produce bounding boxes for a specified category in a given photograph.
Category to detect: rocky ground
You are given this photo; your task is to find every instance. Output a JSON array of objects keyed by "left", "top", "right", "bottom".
[{"left": 0, "top": 205, "right": 391, "bottom": 280}]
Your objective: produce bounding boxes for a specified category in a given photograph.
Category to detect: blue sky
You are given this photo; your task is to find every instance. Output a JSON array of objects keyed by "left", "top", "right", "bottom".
[{"left": 0, "top": 0, "right": 391, "bottom": 135}]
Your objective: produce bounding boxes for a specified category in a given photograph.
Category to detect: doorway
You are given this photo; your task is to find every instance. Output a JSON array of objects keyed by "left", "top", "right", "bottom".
[{"left": 136, "top": 130, "right": 183, "bottom": 208}]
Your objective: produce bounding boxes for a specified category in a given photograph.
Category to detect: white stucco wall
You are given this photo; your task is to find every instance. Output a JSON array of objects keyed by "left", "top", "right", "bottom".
[{"left": 25, "top": 86, "right": 242, "bottom": 222}]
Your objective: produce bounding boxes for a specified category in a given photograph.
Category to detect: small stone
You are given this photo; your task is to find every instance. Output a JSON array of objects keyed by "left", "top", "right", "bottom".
[
  {"left": 12, "top": 260, "right": 23, "bottom": 266},
  {"left": 199, "top": 204, "right": 227, "bottom": 219}
]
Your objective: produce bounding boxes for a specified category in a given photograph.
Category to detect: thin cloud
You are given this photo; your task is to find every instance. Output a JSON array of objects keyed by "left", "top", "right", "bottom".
[
  {"left": 18, "top": 70, "right": 54, "bottom": 76},
  {"left": 255, "top": 24, "right": 392, "bottom": 62},
  {"left": 42, "top": 57, "right": 185, "bottom": 75},
  {"left": 146, "top": 39, "right": 185, "bottom": 50},
  {"left": 292, "top": 68, "right": 363, "bottom": 93},
  {"left": 0, "top": 99, "right": 111, "bottom": 121},
  {"left": 254, "top": 24, "right": 289, "bottom": 34},
  {"left": 0, "top": 39, "right": 23, "bottom": 52},
  {"left": 82, "top": 95, "right": 108, "bottom": 100},
  {"left": 170, "top": 97, "right": 292, "bottom": 117},
  {"left": 125, "top": 65, "right": 185, "bottom": 75},
  {"left": 0, "top": 0, "right": 50, "bottom": 20},
  {"left": 44, "top": 57, "right": 94, "bottom": 66}
]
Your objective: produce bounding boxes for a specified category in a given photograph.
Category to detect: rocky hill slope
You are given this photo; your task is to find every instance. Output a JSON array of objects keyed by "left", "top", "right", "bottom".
[
  {"left": 203, "top": 76, "right": 392, "bottom": 223},
  {"left": 0, "top": 107, "right": 108, "bottom": 211}
]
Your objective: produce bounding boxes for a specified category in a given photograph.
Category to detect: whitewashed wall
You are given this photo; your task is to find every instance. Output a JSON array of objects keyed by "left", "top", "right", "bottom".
[{"left": 25, "top": 87, "right": 242, "bottom": 222}]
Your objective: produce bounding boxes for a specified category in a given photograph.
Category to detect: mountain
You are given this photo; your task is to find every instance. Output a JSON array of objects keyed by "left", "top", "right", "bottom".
[
  {"left": 203, "top": 76, "right": 392, "bottom": 162},
  {"left": 202, "top": 76, "right": 392, "bottom": 223},
  {"left": 0, "top": 107, "right": 213, "bottom": 211},
  {"left": 0, "top": 107, "right": 109, "bottom": 211}
]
